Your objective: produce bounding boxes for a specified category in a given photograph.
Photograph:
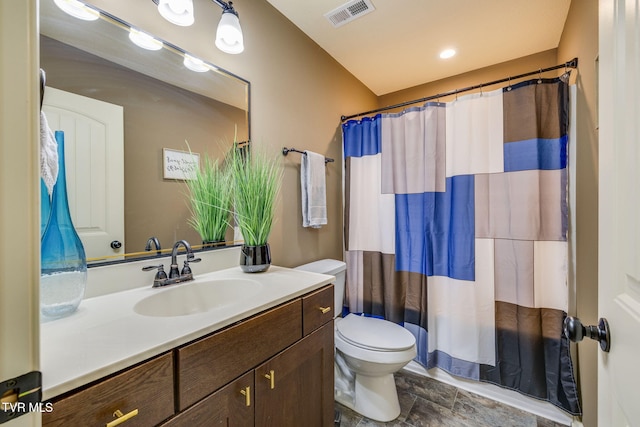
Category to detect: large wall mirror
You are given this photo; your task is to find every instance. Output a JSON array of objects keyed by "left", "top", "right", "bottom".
[{"left": 40, "top": 0, "right": 250, "bottom": 265}]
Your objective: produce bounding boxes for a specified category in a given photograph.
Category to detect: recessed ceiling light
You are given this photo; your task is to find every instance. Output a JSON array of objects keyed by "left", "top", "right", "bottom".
[{"left": 439, "top": 49, "right": 456, "bottom": 59}]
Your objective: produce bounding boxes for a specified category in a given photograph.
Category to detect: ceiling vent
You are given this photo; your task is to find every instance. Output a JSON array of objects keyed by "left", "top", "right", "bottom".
[{"left": 324, "top": 0, "right": 375, "bottom": 28}]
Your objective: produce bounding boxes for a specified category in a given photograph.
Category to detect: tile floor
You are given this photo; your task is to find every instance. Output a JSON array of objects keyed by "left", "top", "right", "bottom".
[{"left": 334, "top": 370, "right": 568, "bottom": 427}]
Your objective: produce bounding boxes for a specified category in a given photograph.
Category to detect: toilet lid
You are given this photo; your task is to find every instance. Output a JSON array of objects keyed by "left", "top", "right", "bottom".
[{"left": 336, "top": 314, "right": 415, "bottom": 351}]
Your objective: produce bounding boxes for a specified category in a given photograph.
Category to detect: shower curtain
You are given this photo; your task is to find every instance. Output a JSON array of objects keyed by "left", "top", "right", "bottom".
[{"left": 342, "top": 77, "right": 580, "bottom": 415}]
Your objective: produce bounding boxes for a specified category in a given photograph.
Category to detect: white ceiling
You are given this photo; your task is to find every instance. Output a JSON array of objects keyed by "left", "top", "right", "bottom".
[{"left": 264, "top": 0, "right": 571, "bottom": 95}]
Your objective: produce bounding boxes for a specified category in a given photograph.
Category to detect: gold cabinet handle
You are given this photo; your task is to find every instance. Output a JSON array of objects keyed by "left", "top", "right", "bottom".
[
  {"left": 319, "top": 306, "right": 331, "bottom": 314},
  {"left": 106, "top": 409, "right": 139, "bottom": 427},
  {"left": 239, "top": 386, "right": 251, "bottom": 407},
  {"left": 264, "top": 370, "right": 275, "bottom": 389}
]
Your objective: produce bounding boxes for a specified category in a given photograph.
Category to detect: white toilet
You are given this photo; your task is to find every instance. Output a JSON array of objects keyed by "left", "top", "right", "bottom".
[{"left": 295, "top": 259, "right": 417, "bottom": 422}]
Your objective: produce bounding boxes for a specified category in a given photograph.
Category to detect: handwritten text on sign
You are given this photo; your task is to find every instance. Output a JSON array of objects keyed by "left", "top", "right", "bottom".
[{"left": 163, "top": 148, "right": 200, "bottom": 180}]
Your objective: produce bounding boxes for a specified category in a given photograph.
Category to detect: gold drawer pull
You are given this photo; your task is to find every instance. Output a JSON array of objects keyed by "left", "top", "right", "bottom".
[
  {"left": 319, "top": 306, "right": 331, "bottom": 314},
  {"left": 264, "top": 370, "right": 275, "bottom": 389},
  {"left": 239, "top": 386, "right": 251, "bottom": 406},
  {"left": 106, "top": 409, "right": 139, "bottom": 427}
]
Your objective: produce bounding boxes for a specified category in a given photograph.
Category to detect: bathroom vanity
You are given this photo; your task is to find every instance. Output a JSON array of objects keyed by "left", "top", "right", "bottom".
[{"left": 40, "top": 265, "right": 335, "bottom": 426}]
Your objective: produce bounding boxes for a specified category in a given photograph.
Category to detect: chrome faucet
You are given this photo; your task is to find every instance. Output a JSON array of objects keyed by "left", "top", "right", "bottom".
[
  {"left": 144, "top": 236, "right": 162, "bottom": 255},
  {"left": 142, "top": 239, "right": 201, "bottom": 287}
]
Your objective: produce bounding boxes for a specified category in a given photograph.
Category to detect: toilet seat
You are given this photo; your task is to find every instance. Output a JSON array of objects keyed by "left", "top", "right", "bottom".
[{"left": 336, "top": 314, "right": 415, "bottom": 352}]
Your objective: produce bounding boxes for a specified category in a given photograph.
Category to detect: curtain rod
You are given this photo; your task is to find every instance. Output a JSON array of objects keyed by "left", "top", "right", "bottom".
[{"left": 341, "top": 57, "right": 578, "bottom": 122}]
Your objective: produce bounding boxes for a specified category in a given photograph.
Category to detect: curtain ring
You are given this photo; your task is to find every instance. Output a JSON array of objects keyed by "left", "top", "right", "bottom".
[
  {"left": 537, "top": 68, "right": 542, "bottom": 84},
  {"left": 507, "top": 76, "right": 512, "bottom": 91},
  {"left": 479, "top": 83, "right": 483, "bottom": 96}
]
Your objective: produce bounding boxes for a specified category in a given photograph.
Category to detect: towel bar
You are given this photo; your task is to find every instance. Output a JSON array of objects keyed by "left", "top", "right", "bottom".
[{"left": 282, "top": 147, "right": 334, "bottom": 163}]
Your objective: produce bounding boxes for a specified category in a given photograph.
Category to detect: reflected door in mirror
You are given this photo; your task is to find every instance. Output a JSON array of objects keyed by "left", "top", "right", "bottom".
[{"left": 43, "top": 87, "right": 125, "bottom": 262}]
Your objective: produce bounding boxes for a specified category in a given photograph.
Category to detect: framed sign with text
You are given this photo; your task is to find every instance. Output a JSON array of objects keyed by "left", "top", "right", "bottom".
[{"left": 163, "top": 148, "right": 200, "bottom": 180}]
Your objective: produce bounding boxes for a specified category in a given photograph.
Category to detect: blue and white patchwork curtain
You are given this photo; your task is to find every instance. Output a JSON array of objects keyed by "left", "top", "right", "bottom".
[{"left": 342, "top": 77, "right": 580, "bottom": 415}]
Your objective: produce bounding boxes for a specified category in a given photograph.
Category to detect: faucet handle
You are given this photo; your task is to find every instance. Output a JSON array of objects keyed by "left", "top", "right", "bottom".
[
  {"left": 142, "top": 264, "right": 168, "bottom": 286},
  {"left": 181, "top": 260, "right": 192, "bottom": 276}
]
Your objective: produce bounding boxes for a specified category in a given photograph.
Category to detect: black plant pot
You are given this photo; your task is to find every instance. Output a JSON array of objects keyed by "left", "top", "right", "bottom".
[
  {"left": 239, "top": 243, "right": 271, "bottom": 273},
  {"left": 202, "top": 239, "right": 225, "bottom": 249}
]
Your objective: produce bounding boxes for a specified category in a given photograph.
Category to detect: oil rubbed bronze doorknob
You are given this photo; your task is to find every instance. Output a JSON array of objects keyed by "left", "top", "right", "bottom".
[
  {"left": 110, "top": 240, "right": 122, "bottom": 250},
  {"left": 563, "top": 316, "right": 611, "bottom": 352}
]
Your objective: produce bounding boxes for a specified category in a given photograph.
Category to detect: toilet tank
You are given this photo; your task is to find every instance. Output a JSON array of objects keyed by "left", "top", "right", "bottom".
[{"left": 294, "top": 259, "right": 346, "bottom": 318}]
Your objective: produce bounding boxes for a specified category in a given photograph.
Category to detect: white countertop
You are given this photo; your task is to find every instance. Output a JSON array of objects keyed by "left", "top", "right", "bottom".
[{"left": 40, "top": 265, "right": 334, "bottom": 400}]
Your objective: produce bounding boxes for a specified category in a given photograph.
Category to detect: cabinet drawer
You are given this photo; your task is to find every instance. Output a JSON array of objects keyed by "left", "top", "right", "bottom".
[
  {"left": 162, "top": 371, "right": 254, "bottom": 427},
  {"left": 177, "top": 299, "right": 302, "bottom": 410},
  {"left": 302, "top": 284, "right": 334, "bottom": 336},
  {"left": 43, "top": 352, "right": 174, "bottom": 427}
]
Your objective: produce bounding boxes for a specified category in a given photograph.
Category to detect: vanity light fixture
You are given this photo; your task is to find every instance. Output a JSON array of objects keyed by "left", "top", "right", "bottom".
[
  {"left": 214, "top": 1, "right": 244, "bottom": 54},
  {"left": 129, "top": 28, "right": 164, "bottom": 51},
  {"left": 53, "top": 0, "right": 99, "bottom": 21},
  {"left": 153, "top": 0, "right": 244, "bottom": 54},
  {"left": 157, "top": 0, "right": 195, "bottom": 26},
  {"left": 183, "top": 54, "right": 210, "bottom": 72}
]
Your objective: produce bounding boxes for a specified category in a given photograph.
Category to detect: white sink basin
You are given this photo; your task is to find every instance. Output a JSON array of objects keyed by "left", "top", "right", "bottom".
[{"left": 133, "top": 278, "right": 263, "bottom": 317}]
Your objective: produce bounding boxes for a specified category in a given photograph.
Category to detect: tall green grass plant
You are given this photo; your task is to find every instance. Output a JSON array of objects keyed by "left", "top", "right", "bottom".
[
  {"left": 186, "top": 155, "right": 233, "bottom": 243},
  {"left": 230, "top": 146, "right": 282, "bottom": 246}
]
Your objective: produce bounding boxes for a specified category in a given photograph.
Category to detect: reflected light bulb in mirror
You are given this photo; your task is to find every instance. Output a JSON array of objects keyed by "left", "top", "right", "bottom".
[
  {"left": 129, "top": 28, "right": 163, "bottom": 51},
  {"left": 53, "top": 0, "right": 99, "bottom": 21},
  {"left": 158, "top": 0, "right": 195, "bottom": 26},
  {"left": 183, "top": 54, "right": 209, "bottom": 73},
  {"left": 215, "top": 11, "right": 244, "bottom": 54}
]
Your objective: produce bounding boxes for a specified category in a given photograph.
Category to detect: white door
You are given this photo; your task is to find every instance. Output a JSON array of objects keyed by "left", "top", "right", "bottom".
[
  {"left": 0, "top": 1, "right": 39, "bottom": 426},
  {"left": 42, "top": 87, "right": 124, "bottom": 262},
  {"left": 598, "top": 0, "right": 640, "bottom": 425}
]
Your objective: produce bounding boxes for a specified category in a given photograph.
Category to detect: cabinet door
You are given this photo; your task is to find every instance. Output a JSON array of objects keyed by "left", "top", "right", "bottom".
[
  {"left": 162, "top": 371, "right": 254, "bottom": 427},
  {"left": 255, "top": 322, "right": 334, "bottom": 427}
]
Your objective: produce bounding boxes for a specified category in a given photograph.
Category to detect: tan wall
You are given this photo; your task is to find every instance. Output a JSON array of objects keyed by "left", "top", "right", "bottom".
[
  {"left": 558, "top": 1, "right": 599, "bottom": 426},
  {"left": 378, "top": 49, "right": 559, "bottom": 108}
]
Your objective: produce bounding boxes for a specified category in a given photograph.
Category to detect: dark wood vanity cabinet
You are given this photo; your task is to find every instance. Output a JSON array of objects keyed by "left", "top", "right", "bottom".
[
  {"left": 169, "top": 284, "right": 334, "bottom": 427},
  {"left": 43, "top": 284, "right": 334, "bottom": 427}
]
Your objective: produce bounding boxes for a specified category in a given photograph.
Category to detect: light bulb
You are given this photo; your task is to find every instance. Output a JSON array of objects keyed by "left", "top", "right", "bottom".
[
  {"left": 53, "top": 0, "right": 99, "bottom": 21},
  {"left": 183, "top": 54, "right": 209, "bottom": 73},
  {"left": 215, "top": 11, "right": 244, "bottom": 54},
  {"left": 158, "top": 0, "right": 195, "bottom": 26},
  {"left": 129, "top": 28, "right": 163, "bottom": 51}
]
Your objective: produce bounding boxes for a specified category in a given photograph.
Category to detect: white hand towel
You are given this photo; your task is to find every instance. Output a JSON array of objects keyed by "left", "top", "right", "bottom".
[
  {"left": 301, "top": 150, "right": 327, "bottom": 228},
  {"left": 40, "top": 111, "right": 58, "bottom": 196}
]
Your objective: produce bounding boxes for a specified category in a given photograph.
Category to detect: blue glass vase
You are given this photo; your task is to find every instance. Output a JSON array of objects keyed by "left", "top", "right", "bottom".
[
  {"left": 40, "top": 179, "right": 51, "bottom": 237},
  {"left": 40, "top": 131, "right": 87, "bottom": 320}
]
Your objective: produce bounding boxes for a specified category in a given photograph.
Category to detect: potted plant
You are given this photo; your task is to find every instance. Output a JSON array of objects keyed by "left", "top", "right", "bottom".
[
  {"left": 229, "top": 145, "right": 282, "bottom": 272},
  {"left": 186, "top": 154, "right": 233, "bottom": 246}
]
